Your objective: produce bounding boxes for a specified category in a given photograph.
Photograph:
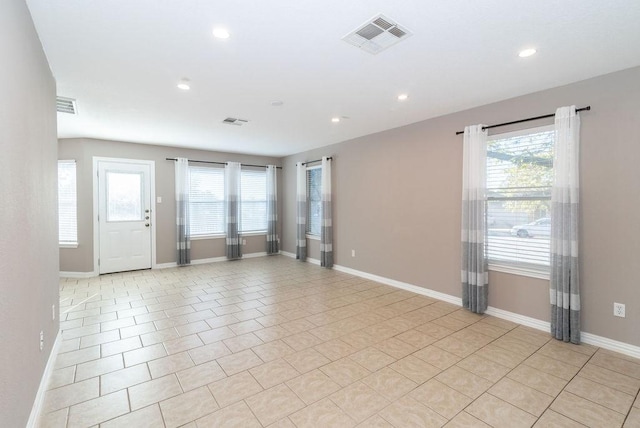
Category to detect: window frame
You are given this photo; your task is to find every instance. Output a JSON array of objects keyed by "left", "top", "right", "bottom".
[
  {"left": 239, "top": 168, "right": 268, "bottom": 234},
  {"left": 305, "top": 165, "right": 322, "bottom": 238},
  {"left": 188, "top": 165, "right": 225, "bottom": 239},
  {"left": 486, "top": 125, "right": 554, "bottom": 280},
  {"left": 58, "top": 159, "right": 78, "bottom": 248}
]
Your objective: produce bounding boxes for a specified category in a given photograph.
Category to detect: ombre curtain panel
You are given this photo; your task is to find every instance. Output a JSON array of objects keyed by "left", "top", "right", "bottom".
[
  {"left": 225, "top": 162, "right": 242, "bottom": 260},
  {"left": 550, "top": 106, "right": 581, "bottom": 344},
  {"left": 266, "top": 165, "right": 279, "bottom": 254},
  {"left": 461, "top": 125, "right": 488, "bottom": 314},
  {"left": 320, "top": 157, "right": 333, "bottom": 268},
  {"left": 296, "top": 162, "right": 307, "bottom": 261},
  {"left": 175, "top": 157, "right": 191, "bottom": 266}
]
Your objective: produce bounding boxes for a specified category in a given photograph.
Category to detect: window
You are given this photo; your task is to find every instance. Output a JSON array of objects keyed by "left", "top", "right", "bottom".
[
  {"left": 240, "top": 169, "right": 267, "bottom": 233},
  {"left": 58, "top": 160, "right": 78, "bottom": 246},
  {"left": 189, "top": 166, "right": 224, "bottom": 236},
  {"left": 306, "top": 167, "right": 322, "bottom": 236},
  {"left": 486, "top": 125, "right": 554, "bottom": 274}
]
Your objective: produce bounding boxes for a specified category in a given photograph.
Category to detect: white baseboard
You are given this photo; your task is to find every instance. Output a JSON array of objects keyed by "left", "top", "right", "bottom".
[
  {"left": 27, "top": 330, "right": 61, "bottom": 428},
  {"left": 484, "top": 306, "right": 550, "bottom": 332},
  {"left": 331, "top": 263, "right": 640, "bottom": 359},
  {"left": 281, "top": 251, "right": 296, "bottom": 259},
  {"left": 155, "top": 252, "right": 271, "bottom": 270},
  {"left": 280, "top": 251, "right": 321, "bottom": 265},
  {"left": 192, "top": 256, "right": 226, "bottom": 265},
  {"left": 59, "top": 271, "right": 95, "bottom": 279},
  {"left": 333, "top": 264, "right": 462, "bottom": 306},
  {"left": 581, "top": 332, "right": 640, "bottom": 359},
  {"left": 244, "top": 252, "right": 268, "bottom": 259}
]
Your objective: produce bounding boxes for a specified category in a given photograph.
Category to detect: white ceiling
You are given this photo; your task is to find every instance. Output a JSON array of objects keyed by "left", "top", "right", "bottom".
[{"left": 26, "top": 0, "right": 640, "bottom": 157}]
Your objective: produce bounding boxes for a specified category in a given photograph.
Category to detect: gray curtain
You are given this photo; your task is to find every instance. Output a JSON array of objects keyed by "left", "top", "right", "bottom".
[
  {"left": 225, "top": 162, "right": 242, "bottom": 260},
  {"left": 296, "top": 162, "right": 307, "bottom": 261},
  {"left": 461, "top": 125, "right": 488, "bottom": 313},
  {"left": 175, "top": 157, "right": 191, "bottom": 266},
  {"left": 320, "top": 156, "right": 333, "bottom": 268},
  {"left": 266, "top": 165, "right": 279, "bottom": 254},
  {"left": 550, "top": 106, "right": 581, "bottom": 344}
]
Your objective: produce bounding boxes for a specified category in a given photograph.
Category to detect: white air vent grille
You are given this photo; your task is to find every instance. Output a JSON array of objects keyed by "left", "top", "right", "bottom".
[
  {"left": 356, "top": 24, "right": 384, "bottom": 40},
  {"left": 56, "top": 97, "right": 77, "bottom": 114},
  {"left": 372, "top": 17, "right": 393, "bottom": 30},
  {"left": 222, "top": 117, "right": 249, "bottom": 126},
  {"left": 389, "top": 27, "right": 407, "bottom": 38},
  {"left": 342, "top": 14, "right": 412, "bottom": 55}
]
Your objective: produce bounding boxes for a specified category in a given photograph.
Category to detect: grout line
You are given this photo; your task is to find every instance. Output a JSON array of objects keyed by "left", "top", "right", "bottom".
[
  {"left": 45, "top": 258, "right": 640, "bottom": 427},
  {"left": 61, "top": 293, "right": 99, "bottom": 315}
]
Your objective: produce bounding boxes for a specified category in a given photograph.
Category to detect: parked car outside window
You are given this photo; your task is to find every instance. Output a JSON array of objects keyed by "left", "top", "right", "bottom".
[{"left": 510, "top": 217, "right": 551, "bottom": 238}]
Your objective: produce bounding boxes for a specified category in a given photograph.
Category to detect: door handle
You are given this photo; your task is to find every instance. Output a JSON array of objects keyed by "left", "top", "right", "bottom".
[
  {"left": 145, "top": 216, "right": 150, "bottom": 220},
  {"left": 145, "top": 223, "right": 150, "bottom": 227}
]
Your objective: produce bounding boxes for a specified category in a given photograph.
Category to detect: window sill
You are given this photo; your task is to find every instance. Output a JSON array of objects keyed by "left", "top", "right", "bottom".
[
  {"left": 191, "top": 231, "right": 267, "bottom": 241},
  {"left": 60, "top": 243, "right": 78, "bottom": 249},
  {"left": 241, "top": 231, "right": 267, "bottom": 237},
  {"left": 191, "top": 234, "right": 225, "bottom": 241},
  {"left": 306, "top": 234, "right": 320, "bottom": 241},
  {"left": 489, "top": 263, "right": 550, "bottom": 280}
]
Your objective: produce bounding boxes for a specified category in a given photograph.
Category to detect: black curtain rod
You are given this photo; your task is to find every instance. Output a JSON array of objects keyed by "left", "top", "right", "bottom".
[
  {"left": 302, "top": 157, "right": 332, "bottom": 165},
  {"left": 455, "top": 106, "right": 591, "bottom": 135},
  {"left": 166, "top": 158, "right": 282, "bottom": 169}
]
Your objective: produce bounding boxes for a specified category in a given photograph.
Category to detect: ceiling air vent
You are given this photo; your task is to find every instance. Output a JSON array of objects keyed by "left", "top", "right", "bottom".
[
  {"left": 56, "top": 97, "right": 77, "bottom": 114},
  {"left": 342, "top": 14, "right": 412, "bottom": 55},
  {"left": 222, "top": 117, "right": 249, "bottom": 126}
]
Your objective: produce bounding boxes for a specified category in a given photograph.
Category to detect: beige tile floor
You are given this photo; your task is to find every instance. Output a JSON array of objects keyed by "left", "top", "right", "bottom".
[{"left": 38, "top": 256, "right": 640, "bottom": 427}]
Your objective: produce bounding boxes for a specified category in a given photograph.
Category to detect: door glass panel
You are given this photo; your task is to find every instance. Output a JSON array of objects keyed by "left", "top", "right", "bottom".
[{"left": 106, "top": 171, "right": 144, "bottom": 222}]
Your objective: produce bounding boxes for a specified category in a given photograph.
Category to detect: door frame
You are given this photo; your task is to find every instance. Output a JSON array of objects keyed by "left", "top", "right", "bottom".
[{"left": 92, "top": 157, "right": 157, "bottom": 275}]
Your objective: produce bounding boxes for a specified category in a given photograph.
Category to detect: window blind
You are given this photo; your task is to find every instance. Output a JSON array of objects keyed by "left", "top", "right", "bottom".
[
  {"left": 58, "top": 160, "right": 78, "bottom": 244},
  {"left": 306, "top": 167, "right": 322, "bottom": 236},
  {"left": 189, "top": 166, "right": 224, "bottom": 235},
  {"left": 240, "top": 169, "right": 267, "bottom": 232},
  {"left": 486, "top": 127, "right": 554, "bottom": 269}
]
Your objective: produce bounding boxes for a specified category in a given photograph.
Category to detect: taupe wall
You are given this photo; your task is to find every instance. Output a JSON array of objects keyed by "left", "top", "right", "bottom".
[
  {"left": 0, "top": 1, "right": 59, "bottom": 426},
  {"left": 58, "top": 138, "right": 282, "bottom": 273},
  {"left": 283, "top": 66, "right": 640, "bottom": 347}
]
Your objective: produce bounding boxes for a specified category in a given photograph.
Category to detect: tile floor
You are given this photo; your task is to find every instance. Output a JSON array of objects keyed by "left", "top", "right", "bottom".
[{"left": 38, "top": 256, "right": 640, "bottom": 427}]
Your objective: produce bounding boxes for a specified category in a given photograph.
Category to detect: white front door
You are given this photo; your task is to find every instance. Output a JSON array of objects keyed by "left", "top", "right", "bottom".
[{"left": 97, "top": 160, "right": 152, "bottom": 274}]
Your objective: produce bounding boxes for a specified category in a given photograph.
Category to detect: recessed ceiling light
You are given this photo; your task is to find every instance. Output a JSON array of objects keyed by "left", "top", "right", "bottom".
[
  {"left": 213, "top": 28, "right": 230, "bottom": 39},
  {"left": 518, "top": 48, "right": 537, "bottom": 58},
  {"left": 271, "top": 100, "right": 284, "bottom": 107},
  {"left": 331, "top": 117, "right": 340, "bottom": 123},
  {"left": 177, "top": 78, "right": 191, "bottom": 90},
  {"left": 397, "top": 94, "right": 409, "bottom": 101}
]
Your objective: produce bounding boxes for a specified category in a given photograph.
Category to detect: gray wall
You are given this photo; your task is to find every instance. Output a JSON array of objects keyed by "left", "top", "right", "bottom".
[
  {"left": 59, "top": 138, "right": 282, "bottom": 273},
  {"left": 0, "top": 1, "right": 59, "bottom": 426},
  {"left": 282, "top": 66, "right": 640, "bottom": 348}
]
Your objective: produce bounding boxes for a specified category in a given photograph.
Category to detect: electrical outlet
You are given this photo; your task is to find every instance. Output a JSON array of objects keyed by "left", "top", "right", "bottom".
[
  {"left": 52, "top": 304, "right": 56, "bottom": 321},
  {"left": 351, "top": 249, "right": 355, "bottom": 257},
  {"left": 242, "top": 239, "right": 247, "bottom": 245},
  {"left": 614, "top": 302, "right": 625, "bottom": 318},
  {"left": 40, "top": 331, "right": 44, "bottom": 351}
]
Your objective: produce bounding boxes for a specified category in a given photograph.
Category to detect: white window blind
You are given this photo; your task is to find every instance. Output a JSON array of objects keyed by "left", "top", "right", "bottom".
[
  {"left": 240, "top": 169, "right": 267, "bottom": 232},
  {"left": 58, "top": 160, "right": 78, "bottom": 245},
  {"left": 486, "top": 126, "right": 554, "bottom": 271},
  {"left": 189, "top": 166, "right": 224, "bottom": 236},
  {"left": 306, "top": 167, "right": 322, "bottom": 236}
]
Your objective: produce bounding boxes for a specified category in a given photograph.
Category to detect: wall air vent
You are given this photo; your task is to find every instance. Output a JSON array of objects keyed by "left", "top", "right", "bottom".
[
  {"left": 222, "top": 117, "right": 249, "bottom": 126},
  {"left": 56, "top": 97, "right": 77, "bottom": 114},
  {"left": 342, "top": 14, "right": 412, "bottom": 55}
]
